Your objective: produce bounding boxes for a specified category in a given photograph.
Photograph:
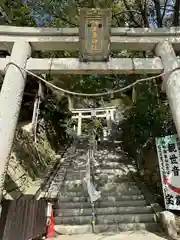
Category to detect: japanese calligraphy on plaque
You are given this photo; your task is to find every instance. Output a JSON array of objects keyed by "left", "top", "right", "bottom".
[
  {"left": 79, "top": 8, "right": 111, "bottom": 62},
  {"left": 156, "top": 134, "right": 180, "bottom": 210}
]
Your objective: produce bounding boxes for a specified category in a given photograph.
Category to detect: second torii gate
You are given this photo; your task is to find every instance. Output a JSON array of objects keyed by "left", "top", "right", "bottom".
[
  {"left": 71, "top": 106, "right": 117, "bottom": 136},
  {"left": 0, "top": 8, "right": 180, "bottom": 208}
]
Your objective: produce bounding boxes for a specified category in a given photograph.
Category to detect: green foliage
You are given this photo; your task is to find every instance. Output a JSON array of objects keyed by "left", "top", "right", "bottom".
[
  {"left": 40, "top": 92, "right": 72, "bottom": 150},
  {"left": 121, "top": 82, "right": 176, "bottom": 158},
  {"left": 0, "top": 1, "right": 36, "bottom": 26}
]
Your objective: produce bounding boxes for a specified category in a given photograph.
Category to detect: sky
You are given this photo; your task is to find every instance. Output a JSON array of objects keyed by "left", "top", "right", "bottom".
[
  {"left": 148, "top": 0, "right": 174, "bottom": 27},
  {"left": 24, "top": 0, "right": 175, "bottom": 27}
]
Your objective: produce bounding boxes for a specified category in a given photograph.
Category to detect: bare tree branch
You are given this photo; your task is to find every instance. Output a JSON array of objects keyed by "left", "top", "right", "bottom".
[
  {"left": 161, "top": 0, "right": 168, "bottom": 23},
  {"left": 173, "top": 0, "right": 180, "bottom": 26},
  {"left": 138, "top": 0, "right": 148, "bottom": 27},
  {"left": 153, "top": 0, "right": 162, "bottom": 27}
]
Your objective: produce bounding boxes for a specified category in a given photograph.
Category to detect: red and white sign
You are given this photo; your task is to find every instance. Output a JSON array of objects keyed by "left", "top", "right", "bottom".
[{"left": 156, "top": 134, "right": 180, "bottom": 210}]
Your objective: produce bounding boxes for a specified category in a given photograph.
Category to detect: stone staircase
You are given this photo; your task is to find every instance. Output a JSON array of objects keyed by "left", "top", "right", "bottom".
[{"left": 53, "top": 140, "right": 161, "bottom": 235}]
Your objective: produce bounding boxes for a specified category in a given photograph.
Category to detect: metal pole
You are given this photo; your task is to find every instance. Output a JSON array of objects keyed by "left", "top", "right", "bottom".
[
  {"left": 0, "top": 40, "right": 31, "bottom": 209},
  {"left": 155, "top": 41, "right": 180, "bottom": 137}
]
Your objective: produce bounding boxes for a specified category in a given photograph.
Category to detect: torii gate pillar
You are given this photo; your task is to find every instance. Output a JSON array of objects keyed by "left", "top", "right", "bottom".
[
  {"left": 155, "top": 41, "right": 180, "bottom": 137},
  {"left": 0, "top": 40, "right": 31, "bottom": 205}
]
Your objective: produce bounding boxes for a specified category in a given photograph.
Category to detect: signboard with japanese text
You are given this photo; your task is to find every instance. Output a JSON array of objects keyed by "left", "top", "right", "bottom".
[
  {"left": 156, "top": 134, "right": 180, "bottom": 210},
  {"left": 79, "top": 8, "right": 111, "bottom": 62}
]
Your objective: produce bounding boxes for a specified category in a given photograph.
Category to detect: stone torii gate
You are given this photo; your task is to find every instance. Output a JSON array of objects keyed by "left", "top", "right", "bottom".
[
  {"left": 0, "top": 9, "right": 180, "bottom": 205},
  {"left": 71, "top": 106, "right": 117, "bottom": 136}
]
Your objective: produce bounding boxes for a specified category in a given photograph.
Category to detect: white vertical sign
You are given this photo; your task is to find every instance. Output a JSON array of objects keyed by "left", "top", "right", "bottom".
[{"left": 156, "top": 134, "right": 180, "bottom": 210}]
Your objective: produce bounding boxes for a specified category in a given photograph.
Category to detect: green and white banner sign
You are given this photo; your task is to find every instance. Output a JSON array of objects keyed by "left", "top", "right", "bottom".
[{"left": 156, "top": 134, "right": 180, "bottom": 210}]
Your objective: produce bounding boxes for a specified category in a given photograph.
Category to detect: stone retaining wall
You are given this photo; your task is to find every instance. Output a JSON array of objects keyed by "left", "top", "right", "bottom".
[{"left": 3, "top": 121, "right": 56, "bottom": 199}]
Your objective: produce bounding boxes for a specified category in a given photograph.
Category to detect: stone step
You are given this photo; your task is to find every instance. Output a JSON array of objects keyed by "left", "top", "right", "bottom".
[
  {"left": 65, "top": 174, "right": 132, "bottom": 181},
  {"left": 94, "top": 157, "right": 128, "bottom": 162},
  {"left": 94, "top": 162, "right": 130, "bottom": 168},
  {"left": 56, "top": 200, "right": 147, "bottom": 209},
  {"left": 54, "top": 213, "right": 156, "bottom": 225},
  {"left": 64, "top": 172, "right": 133, "bottom": 179},
  {"left": 66, "top": 169, "right": 132, "bottom": 174},
  {"left": 58, "top": 190, "right": 142, "bottom": 198},
  {"left": 62, "top": 180, "right": 137, "bottom": 187},
  {"left": 54, "top": 224, "right": 92, "bottom": 235},
  {"left": 65, "top": 171, "right": 133, "bottom": 181},
  {"left": 95, "top": 168, "right": 132, "bottom": 174},
  {"left": 94, "top": 159, "right": 125, "bottom": 164},
  {"left": 70, "top": 163, "right": 132, "bottom": 170},
  {"left": 43, "top": 180, "right": 140, "bottom": 193},
  {"left": 54, "top": 222, "right": 160, "bottom": 234},
  {"left": 57, "top": 194, "right": 145, "bottom": 202},
  {"left": 55, "top": 206, "right": 152, "bottom": 217},
  {"left": 94, "top": 222, "right": 160, "bottom": 233},
  {"left": 100, "top": 189, "right": 142, "bottom": 196},
  {"left": 59, "top": 188, "right": 142, "bottom": 196},
  {"left": 98, "top": 181, "right": 137, "bottom": 188},
  {"left": 60, "top": 181, "right": 141, "bottom": 193},
  {"left": 94, "top": 152, "right": 122, "bottom": 158},
  {"left": 94, "top": 177, "right": 134, "bottom": 185},
  {"left": 41, "top": 189, "right": 142, "bottom": 200}
]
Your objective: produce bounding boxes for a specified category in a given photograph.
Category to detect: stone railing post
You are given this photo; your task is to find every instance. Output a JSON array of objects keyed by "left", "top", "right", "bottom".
[
  {"left": 0, "top": 40, "right": 31, "bottom": 209},
  {"left": 155, "top": 41, "right": 180, "bottom": 137},
  {"left": 110, "top": 109, "right": 115, "bottom": 122},
  {"left": 77, "top": 112, "right": 82, "bottom": 136}
]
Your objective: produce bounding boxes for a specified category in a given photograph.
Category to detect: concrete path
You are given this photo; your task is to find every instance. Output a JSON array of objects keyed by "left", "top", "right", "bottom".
[{"left": 55, "top": 231, "right": 168, "bottom": 240}]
